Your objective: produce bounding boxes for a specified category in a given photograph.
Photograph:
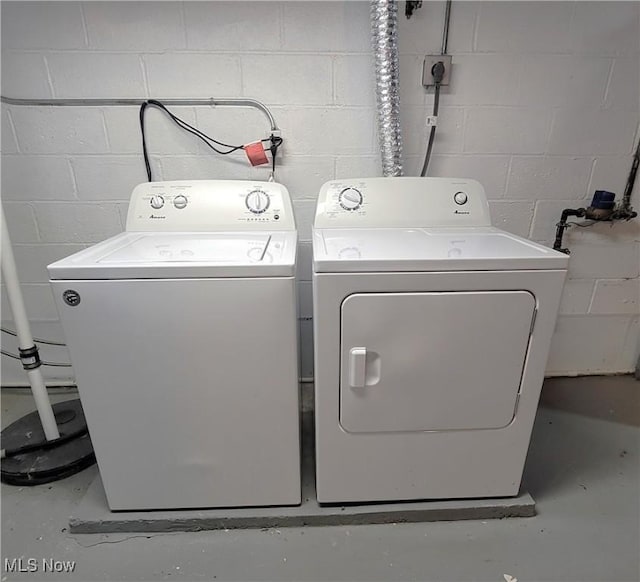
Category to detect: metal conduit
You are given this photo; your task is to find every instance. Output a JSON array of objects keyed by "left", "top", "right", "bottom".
[
  {"left": 0, "top": 96, "right": 279, "bottom": 132},
  {"left": 441, "top": 0, "right": 452, "bottom": 55}
]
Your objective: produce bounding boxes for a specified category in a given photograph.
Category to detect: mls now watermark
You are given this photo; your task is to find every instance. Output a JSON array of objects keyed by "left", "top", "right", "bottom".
[{"left": 5, "top": 557, "right": 77, "bottom": 574}]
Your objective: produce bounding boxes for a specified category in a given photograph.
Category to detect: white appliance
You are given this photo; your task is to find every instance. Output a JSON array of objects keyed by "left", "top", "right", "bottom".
[
  {"left": 312, "top": 177, "right": 568, "bottom": 504},
  {"left": 49, "top": 180, "right": 300, "bottom": 510}
]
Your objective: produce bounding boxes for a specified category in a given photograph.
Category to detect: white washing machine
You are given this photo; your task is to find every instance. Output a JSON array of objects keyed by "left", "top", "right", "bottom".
[
  {"left": 312, "top": 177, "right": 568, "bottom": 504},
  {"left": 49, "top": 180, "right": 300, "bottom": 510}
]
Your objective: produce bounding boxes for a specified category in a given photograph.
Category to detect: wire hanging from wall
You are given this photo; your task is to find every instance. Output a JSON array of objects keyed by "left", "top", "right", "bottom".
[
  {"left": 1, "top": 326, "right": 66, "bottom": 346},
  {"left": 138, "top": 99, "right": 283, "bottom": 182},
  {"left": 1, "top": 349, "right": 71, "bottom": 367}
]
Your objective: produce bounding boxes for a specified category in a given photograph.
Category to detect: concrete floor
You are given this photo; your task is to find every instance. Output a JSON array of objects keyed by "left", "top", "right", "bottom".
[{"left": 2, "top": 377, "right": 639, "bottom": 582}]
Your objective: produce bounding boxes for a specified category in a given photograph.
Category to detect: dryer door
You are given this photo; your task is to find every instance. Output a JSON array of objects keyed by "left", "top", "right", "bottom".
[{"left": 339, "top": 291, "right": 535, "bottom": 433}]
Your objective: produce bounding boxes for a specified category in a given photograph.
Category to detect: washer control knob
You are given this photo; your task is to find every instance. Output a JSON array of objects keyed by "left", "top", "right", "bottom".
[
  {"left": 150, "top": 195, "right": 165, "bottom": 209},
  {"left": 454, "top": 191, "right": 468, "bottom": 205},
  {"left": 339, "top": 187, "right": 363, "bottom": 211},
  {"left": 245, "top": 190, "right": 270, "bottom": 214},
  {"left": 173, "top": 195, "right": 188, "bottom": 209}
]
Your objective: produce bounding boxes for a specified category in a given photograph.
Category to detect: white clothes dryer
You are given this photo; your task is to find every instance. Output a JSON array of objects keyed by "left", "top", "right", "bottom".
[{"left": 312, "top": 177, "right": 568, "bottom": 504}]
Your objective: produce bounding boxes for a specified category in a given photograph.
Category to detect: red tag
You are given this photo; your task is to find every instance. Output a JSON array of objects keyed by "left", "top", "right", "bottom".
[{"left": 245, "top": 142, "right": 269, "bottom": 166}]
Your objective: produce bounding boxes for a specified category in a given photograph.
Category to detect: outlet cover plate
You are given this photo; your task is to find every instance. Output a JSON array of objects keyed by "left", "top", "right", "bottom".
[{"left": 422, "top": 55, "right": 452, "bottom": 88}]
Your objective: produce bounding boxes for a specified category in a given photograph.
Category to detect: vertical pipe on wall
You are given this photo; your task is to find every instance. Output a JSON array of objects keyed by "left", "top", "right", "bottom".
[
  {"left": 441, "top": 0, "right": 452, "bottom": 55},
  {"left": 371, "top": 0, "right": 404, "bottom": 177}
]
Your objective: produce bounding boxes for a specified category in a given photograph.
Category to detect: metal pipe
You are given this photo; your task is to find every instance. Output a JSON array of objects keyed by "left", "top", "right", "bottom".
[
  {"left": 441, "top": 0, "right": 452, "bottom": 55},
  {"left": 622, "top": 134, "right": 640, "bottom": 210},
  {"left": 0, "top": 95, "right": 279, "bottom": 132},
  {"left": 1, "top": 205, "right": 60, "bottom": 440},
  {"left": 371, "top": 0, "right": 404, "bottom": 177},
  {"left": 553, "top": 207, "right": 586, "bottom": 254}
]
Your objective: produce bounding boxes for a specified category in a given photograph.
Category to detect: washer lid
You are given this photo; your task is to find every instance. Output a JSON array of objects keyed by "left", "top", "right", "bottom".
[
  {"left": 313, "top": 227, "right": 568, "bottom": 272},
  {"left": 48, "top": 231, "right": 297, "bottom": 279}
]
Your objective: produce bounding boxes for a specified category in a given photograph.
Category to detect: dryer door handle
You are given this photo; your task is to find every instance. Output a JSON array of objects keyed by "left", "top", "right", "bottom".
[{"left": 349, "top": 347, "right": 367, "bottom": 388}]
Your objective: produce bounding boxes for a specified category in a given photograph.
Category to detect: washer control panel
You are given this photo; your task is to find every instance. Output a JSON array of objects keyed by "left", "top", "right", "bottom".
[
  {"left": 315, "top": 177, "right": 491, "bottom": 229},
  {"left": 126, "top": 180, "right": 295, "bottom": 232}
]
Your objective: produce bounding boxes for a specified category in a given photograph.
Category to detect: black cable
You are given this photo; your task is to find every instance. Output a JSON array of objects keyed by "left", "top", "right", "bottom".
[
  {"left": 147, "top": 100, "right": 245, "bottom": 152},
  {"left": 140, "top": 99, "right": 244, "bottom": 182},
  {"left": 139, "top": 99, "right": 282, "bottom": 182},
  {"left": 270, "top": 134, "right": 283, "bottom": 174},
  {"left": 1, "top": 327, "right": 66, "bottom": 347},
  {"left": 139, "top": 101, "right": 153, "bottom": 182},
  {"left": 1, "top": 425, "right": 88, "bottom": 459},
  {"left": 420, "top": 83, "right": 441, "bottom": 177},
  {"left": 1, "top": 349, "right": 72, "bottom": 367},
  {"left": 140, "top": 100, "right": 245, "bottom": 181}
]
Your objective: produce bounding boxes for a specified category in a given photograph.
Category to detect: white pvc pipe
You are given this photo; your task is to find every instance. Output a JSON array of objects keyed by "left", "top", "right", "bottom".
[{"left": 1, "top": 205, "right": 60, "bottom": 440}]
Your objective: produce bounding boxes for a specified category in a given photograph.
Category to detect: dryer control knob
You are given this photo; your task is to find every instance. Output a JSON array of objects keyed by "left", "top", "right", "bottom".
[
  {"left": 246, "top": 190, "right": 270, "bottom": 214},
  {"left": 454, "top": 191, "right": 468, "bottom": 205},
  {"left": 150, "top": 195, "right": 165, "bottom": 209},
  {"left": 173, "top": 195, "right": 188, "bottom": 209},
  {"left": 339, "top": 188, "right": 363, "bottom": 211}
]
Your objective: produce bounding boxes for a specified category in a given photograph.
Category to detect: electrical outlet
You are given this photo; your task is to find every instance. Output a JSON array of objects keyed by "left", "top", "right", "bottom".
[{"left": 422, "top": 55, "right": 452, "bottom": 88}]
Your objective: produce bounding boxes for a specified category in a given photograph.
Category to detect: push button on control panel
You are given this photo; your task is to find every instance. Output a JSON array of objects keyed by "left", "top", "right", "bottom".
[{"left": 453, "top": 191, "right": 468, "bottom": 205}]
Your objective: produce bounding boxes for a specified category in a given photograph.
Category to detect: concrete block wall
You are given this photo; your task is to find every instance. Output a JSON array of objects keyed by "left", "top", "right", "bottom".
[{"left": 1, "top": 1, "right": 639, "bottom": 385}]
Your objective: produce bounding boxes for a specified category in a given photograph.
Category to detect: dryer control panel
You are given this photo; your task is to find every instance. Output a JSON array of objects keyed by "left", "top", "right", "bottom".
[
  {"left": 314, "top": 177, "right": 491, "bottom": 229},
  {"left": 126, "top": 180, "right": 295, "bottom": 232}
]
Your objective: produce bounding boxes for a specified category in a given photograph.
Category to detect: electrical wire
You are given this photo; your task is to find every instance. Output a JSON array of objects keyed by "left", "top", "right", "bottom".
[
  {"left": 140, "top": 99, "right": 242, "bottom": 182},
  {"left": 139, "top": 99, "right": 282, "bottom": 182},
  {"left": 1, "top": 349, "right": 72, "bottom": 367},
  {"left": 1, "top": 327, "right": 66, "bottom": 346},
  {"left": 1, "top": 425, "right": 88, "bottom": 459},
  {"left": 419, "top": 0, "right": 450, "bottom": 177},
  {"left": 139, "top": 102, "right": 154, "bottom": 183},
  {"left": 143, "top": 100, "right": 246, "bottom": 153},
  {"left": 420, "top": 83, "right": 440, "bottom": 177}
]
